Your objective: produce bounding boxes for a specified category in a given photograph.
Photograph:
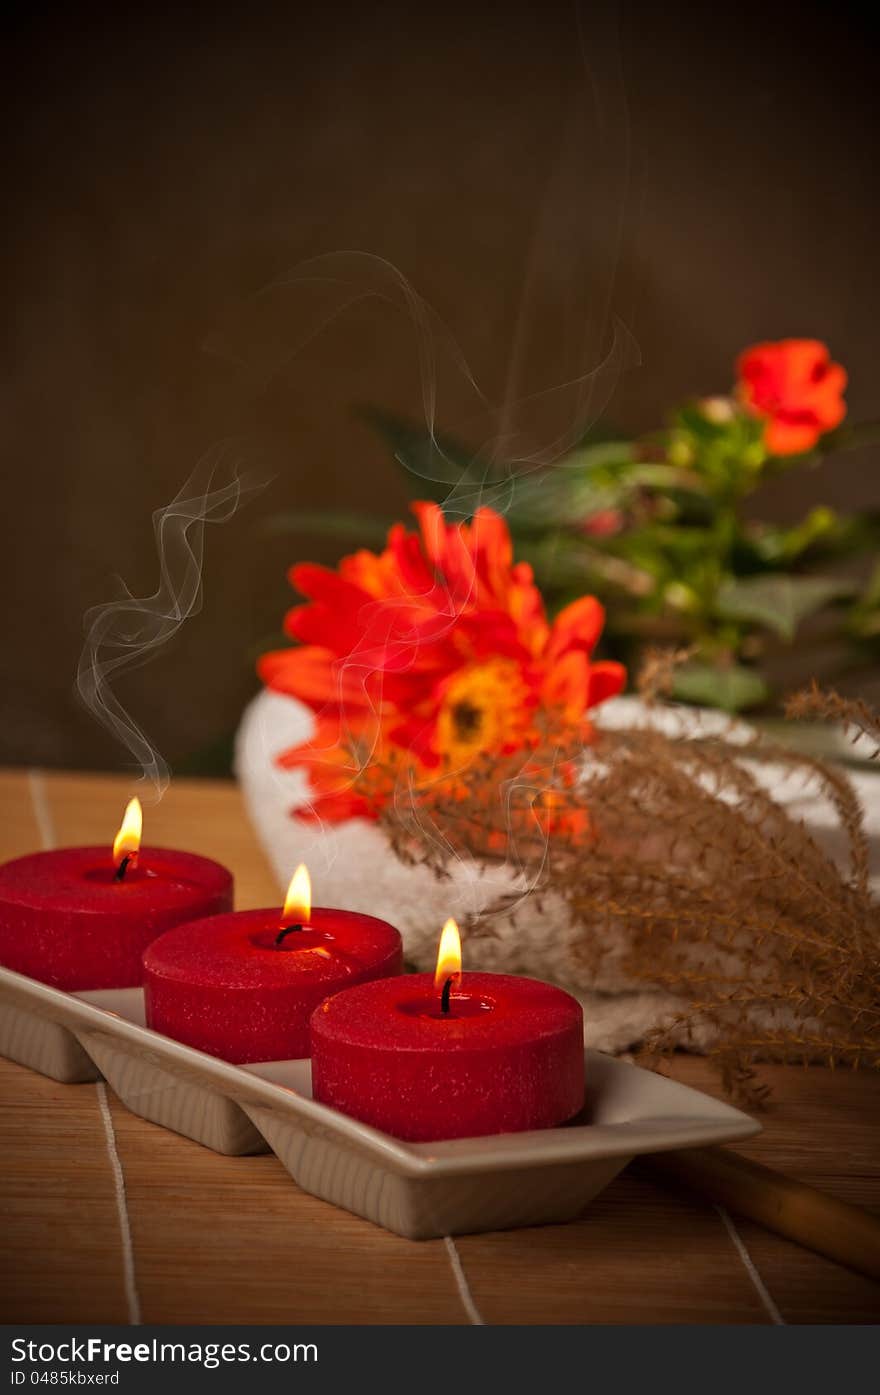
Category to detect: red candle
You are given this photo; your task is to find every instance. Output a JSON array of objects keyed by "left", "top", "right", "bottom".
[
  {"left": 0, "top": 798, "right": 233, "bottom": 992},
  {"left": 143, "top": 865, "right": 403, "bottom": 1063},
  {"left": 310, "top": 919, "right": 585, "bottom": 1142}
]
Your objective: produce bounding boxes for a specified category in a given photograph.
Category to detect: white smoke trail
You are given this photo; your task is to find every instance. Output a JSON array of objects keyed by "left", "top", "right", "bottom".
[
  {"left": 214, "top": 4, "right": 641, "bottom": 896},
  {"left": 76, "top": 444, "right": 270, "bottom": 799}
]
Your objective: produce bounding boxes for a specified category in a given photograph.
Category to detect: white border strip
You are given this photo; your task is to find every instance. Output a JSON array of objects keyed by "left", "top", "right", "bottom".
[
  {"left": 444, "top": 1237, "right": 485, "bottom": 1325},
  {"left": 97, "top": 1082, "right": 143, "bottom": 1326},
  {"left": 717, "top": 1205, "right": 784, "bottom": 1325}
]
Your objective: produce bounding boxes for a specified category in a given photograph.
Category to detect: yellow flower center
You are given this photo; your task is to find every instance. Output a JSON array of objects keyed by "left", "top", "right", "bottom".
[{"left": 434, "top": 660, "right": 531, "bottom": 767}]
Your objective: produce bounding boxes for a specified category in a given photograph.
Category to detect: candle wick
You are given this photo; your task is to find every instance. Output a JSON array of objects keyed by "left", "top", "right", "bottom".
[
  {"left": 275, "top": 923, "right": 304, "bottom": 946},
  {"left": 440, "top": 976, "right": 453, "bottom": 1015},
  {"left": 114, "top": 855, "right": 131, "bottom": 883}
]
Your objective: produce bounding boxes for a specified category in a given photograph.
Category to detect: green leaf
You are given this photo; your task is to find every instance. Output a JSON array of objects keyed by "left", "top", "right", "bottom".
[
  {"left": 715, "top": 575, "right": 854, "bottom": 642},
  {"left": 847, "top": 561, "right": 880, "bottom": 639},
  {"left": 776, "top": 506, "right": 839, "bottom": 561},
  {"left": 513, "top": 534, "right": 599, "bottom": 589},
  {"left": 358, "top": 407, "right": 504, "bottom": 509},
  {"left": 504, "top": 474, "right": 622, "bottom": 531},
  {"left": 676, "top": 405, "right": 733, "bottom": 441},
  {"left": 746, "top": 511, "right": 880, "bottom": 568},
  {"left": 560, "top": 441, "right": 635, "bottom": 470},
  {"left": 672, "top": 661, "right": 770, "bottom": 712},
  {"left": 860, "top": 561, "right": 880, "bottom": 609},
  {"left": 827, "top": 511, "right": 880, "bottom": 555},
  {"left": 655, "top": 486, "right": 716, "bottom": 525},
  {"left": 360, "top": 406, "right": 642, "bottom": 522}
]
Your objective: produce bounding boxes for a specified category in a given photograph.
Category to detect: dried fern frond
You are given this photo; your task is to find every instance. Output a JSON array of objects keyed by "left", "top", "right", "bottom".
[
  {"left": 637, "top": 644, "right": 695, "bottom": 705},
  {"left": 354, "top": 677, "right": 880, "bottom": 1103},
  {"left": 785, "top": 680, "right": 880, "bottom": 760}
]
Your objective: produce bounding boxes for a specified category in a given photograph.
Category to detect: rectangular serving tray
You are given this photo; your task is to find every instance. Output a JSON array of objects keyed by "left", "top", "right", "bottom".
[{"left": 0, "top": 963, "right": 760, "bottom": 1240}]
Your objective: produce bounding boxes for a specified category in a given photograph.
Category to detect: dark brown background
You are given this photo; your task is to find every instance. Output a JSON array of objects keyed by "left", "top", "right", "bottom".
[{"left": 2, "top": 0, "right": 878, "bottom": 777}]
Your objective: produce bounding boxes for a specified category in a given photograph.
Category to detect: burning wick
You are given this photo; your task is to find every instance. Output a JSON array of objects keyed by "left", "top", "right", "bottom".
[
  {"left": 112, "top": 797, "right": 142, "bottom": 883},
  {"left": 440, "top": 976, "right": 454, "bottom": 1015},
  {"left": 434, "top": 917, "right": 462, "bottom": 1018},
  {"left": 275, "top": 864, "right": 311, "bottom": 948}
]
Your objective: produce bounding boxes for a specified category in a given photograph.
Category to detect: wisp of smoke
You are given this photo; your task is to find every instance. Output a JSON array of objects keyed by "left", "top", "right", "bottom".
[
  {"left": 215, "top": 5, "right": 641, "bottom": 881},
  {"left": 76, "top": 445, "right": 270, "bottom": 799}
]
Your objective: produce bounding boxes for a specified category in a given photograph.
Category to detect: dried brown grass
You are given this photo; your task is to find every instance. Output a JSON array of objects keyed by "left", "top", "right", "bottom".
[{"left": 355, "top": 662, "right": 880, "bottom": 1104}]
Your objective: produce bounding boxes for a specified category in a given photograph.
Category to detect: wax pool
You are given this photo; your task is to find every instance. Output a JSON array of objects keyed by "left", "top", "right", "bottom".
[
  {"left": 0, "top": 847, "right": 233, "bottom": 991},
  {"left": 310, "top": 972, "right": 585, "bottom": 1141},
  {"left": 143, "top": 907, "right": 403, "bottom": 1063}
]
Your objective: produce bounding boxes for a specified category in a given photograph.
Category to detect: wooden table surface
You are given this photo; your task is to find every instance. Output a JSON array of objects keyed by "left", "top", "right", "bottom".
[{"left": 1, "top": 768, "right": 878, "bottom": 1326}]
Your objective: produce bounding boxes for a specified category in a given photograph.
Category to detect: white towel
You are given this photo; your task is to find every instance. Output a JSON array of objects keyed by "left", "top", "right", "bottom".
[{"left": 235, "top": 690, "right": 880, "bottom": 1053}]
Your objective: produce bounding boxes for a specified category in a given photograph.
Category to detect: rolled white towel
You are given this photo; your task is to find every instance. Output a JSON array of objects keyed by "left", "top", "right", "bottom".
[{"left": 234, "top": 689, "right": 880, "bottom": 1052}]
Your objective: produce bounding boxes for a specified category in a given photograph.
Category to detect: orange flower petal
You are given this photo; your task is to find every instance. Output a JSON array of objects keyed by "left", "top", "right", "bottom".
[
  {"left": 763, "top": 418, "right": 823, "bottom": 456},
  {"left": 547, "top": 596, "right": 606, "bottom": 660},
  {"left": 542, "top": 650, "right": 590, "bottom": 721},
  {"left": 587, "top": 660, "right": 627, "bottom": 706},
  {"left": 471, "top": 506, "right": 514, "bottom": 597},
  {"left": 388, "top": 523, "right": 439, "bottom": 596},
  {"left": 289, "top": 562, "right": 371, "bottom": 610},
  {"left": 261, "top": 500, "right": 624, "bottom": 821},
  {"left": 258, "top": 646, "right": 374, "bottom": 712},
  {"left": 411, "top": 501, "right": 447, "bottom": 570},
  {"left": 339, "top": 547, "right": 401, "bottom": 598},
  {"left": 293, "top": 789, "right": 374, "bottom": 822}
]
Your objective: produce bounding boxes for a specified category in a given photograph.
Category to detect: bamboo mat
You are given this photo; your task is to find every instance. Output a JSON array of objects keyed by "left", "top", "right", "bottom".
[{"left": 0, "top": 768, "right": 877, "bottom": 1325}]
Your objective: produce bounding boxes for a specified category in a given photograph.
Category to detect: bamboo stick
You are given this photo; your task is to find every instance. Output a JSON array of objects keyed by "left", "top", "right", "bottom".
[{"left": 642, "top": 1146, "right": 880, "bottom": 1282}]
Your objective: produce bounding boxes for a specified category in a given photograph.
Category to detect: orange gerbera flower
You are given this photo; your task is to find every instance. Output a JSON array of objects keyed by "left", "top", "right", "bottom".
[
  {"left": 736, "top": 338, "right": 847, "bottom": 456},
  {"left": 258, "top": 502, "right": 625, "bottom": 820}
]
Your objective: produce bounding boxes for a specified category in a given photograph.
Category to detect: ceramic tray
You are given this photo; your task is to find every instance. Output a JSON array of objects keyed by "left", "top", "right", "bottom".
[{"left": 0, "top": 963, "right": 760, "bottom": 1240}]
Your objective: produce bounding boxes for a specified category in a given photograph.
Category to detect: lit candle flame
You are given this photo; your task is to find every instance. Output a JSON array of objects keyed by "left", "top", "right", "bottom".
[
  {"left": 434, "top": 917, "right": 462, "bottom": 991},
  {"left": 282, "top": 864, "right": 311, "bottom": 925},
  {"left": 113, "top": 797, "right": 142, "bottom": 869}
]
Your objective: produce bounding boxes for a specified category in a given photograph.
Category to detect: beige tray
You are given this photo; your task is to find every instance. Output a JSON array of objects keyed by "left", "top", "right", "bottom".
[{"left": 0, "top": 963, "right": 760, "bottom": 1240}]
